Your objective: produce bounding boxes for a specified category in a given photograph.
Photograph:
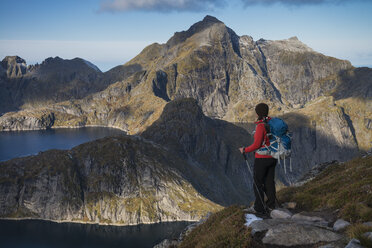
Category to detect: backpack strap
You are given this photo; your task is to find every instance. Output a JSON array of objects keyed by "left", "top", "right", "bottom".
[{"left": 263, "top": 117, "right": 271, "bottom": 134}]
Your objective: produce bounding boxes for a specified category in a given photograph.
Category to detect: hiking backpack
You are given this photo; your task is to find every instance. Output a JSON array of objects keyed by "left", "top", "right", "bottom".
[{"left": 256, "top": 117, "right": 293, "bottom": 173}]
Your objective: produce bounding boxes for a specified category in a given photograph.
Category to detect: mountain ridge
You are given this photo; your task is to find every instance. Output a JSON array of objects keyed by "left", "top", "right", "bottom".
[
  {"left": 0, "top": 133, "right": 222, "bottom": 225},
  {"left": 0, "top": 15, "right": 370, "bottom": 181}
]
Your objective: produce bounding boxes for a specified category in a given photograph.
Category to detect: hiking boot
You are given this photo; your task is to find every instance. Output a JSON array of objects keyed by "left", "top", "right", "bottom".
[{"left": 244, "top": 205, "right": 266, "bottom": 215}]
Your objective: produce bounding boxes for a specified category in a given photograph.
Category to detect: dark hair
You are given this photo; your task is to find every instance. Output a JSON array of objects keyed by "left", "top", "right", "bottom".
[{"left": 255, "top": 103, "right": 269, "bottom": 120}]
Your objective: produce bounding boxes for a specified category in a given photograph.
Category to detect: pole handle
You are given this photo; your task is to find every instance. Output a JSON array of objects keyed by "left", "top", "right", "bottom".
[{"left": 242, "top": 151, "right": 247, "bottom": 161}]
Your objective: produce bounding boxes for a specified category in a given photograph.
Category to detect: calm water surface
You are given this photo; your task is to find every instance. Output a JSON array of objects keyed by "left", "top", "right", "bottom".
[
  {"left": 0, "top": 127, "right": 125, "bottom": 161},
  {"left": 0, "top": 219, "right": 191, "bottom": 248}
]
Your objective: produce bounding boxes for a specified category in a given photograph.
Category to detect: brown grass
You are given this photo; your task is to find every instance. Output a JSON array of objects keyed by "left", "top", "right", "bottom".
[
  {"left": 277, "top": 155, "right": 372, "bottom": 223},
  {"left": 346, "top": 224, "right": 372, "bottom": 247},
  {"left": 179, "top": 205, "right": 251, "bottom": 248}
]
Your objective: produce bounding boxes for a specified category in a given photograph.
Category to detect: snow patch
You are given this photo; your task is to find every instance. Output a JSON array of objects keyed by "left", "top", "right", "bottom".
[{"left": 245, "top": 213, "right": 262, "bottom": 227}]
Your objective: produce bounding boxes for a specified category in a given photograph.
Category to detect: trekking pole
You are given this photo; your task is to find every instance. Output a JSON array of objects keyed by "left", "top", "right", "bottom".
[{"left": 242, "top": 153, "right": 268, "bottom": 214}]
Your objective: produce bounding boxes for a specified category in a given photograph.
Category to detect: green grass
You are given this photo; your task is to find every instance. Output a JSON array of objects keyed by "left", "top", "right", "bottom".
[
  {"left": 277, "top": 155, "right": 372, "bottom": 223},
  {"left": 179, "top": 205, "right": 251, "bottom": 248}
]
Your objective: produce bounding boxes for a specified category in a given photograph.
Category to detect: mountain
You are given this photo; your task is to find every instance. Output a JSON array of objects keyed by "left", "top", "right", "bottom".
[
  {"left": 0, "top": 15, "right": 371, "bottom": 227},
  {"left": 0, "top": 97, "right": 365, "bottom": 227},
  {"left": 0, "top": 56, "right": 142, "bottom": 113},
  {"left": 0, "top": 98, "right": 254, "bottom": 225},
  {"left": 142, "top": 98, "right": 254, "bottom": 205},
  {"left": 0, "top": 16, "right": 370, "bottom": 179},
  {"left": 0, "top": 133, "right": 222, "bottom": 225}
]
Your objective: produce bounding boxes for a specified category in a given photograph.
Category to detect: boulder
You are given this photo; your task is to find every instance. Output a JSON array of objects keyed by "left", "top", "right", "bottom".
[
  {"left": 345, "top": 239, "right": 364, "bottom": 248},
  {"left": 270, "top": 208, "right": 293, "bottom": 219},
  {"left": 250, "top": 219, "right": 343, "bottom": 247},
  {"left": 362, "top": 232, "right": 372, "bottom": 241},
  {"left": 333, "top": 219, "right": 351, "bottom": 231},
  {"left": 291, "top": 212, "right": 329, "bottom": 226},
  {"left": 363, "top": 222, "right": 372, "bottom": 227}
]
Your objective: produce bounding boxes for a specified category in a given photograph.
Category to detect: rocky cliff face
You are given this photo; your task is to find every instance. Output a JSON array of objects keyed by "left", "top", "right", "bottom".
[
  {"left": 0, "top": 135, "right": 221, "bottom": 225},
  {"left": 256, "top": 37, "right": 352, "bottom": 108},
  {"left": 278, "top": 96, "right": 359, "bottom": 183}
]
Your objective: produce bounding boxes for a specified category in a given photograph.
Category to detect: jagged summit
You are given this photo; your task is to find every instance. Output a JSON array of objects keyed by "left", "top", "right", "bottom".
[
  {"left": 289, "top": 36, "right": 299, "bottom": 40},
  {"left": 257, "top": 35, "right": 314, "bottom": 53},
  {"left": 201, "top": 15, "right": 223, "bottom": 24},
  {"left": 166, "top": 15, "right": 224, "bottom": 47},
  {"left": 0, "top": 56, "right": 28, "bottom": 78},
  {"left": 2, "top": 55, "right": 26, "bottom": 65},
  {"left": 38, "top": 56, "right": 101, "bottom": 72}
]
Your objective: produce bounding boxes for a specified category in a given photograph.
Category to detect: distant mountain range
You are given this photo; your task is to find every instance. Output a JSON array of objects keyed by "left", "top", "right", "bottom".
[
  {"left": 0, "top": 15, "right": 371, "bottom": 225},
  {"left": 0, "top": 55, "right": 141, "bottom": 113}
]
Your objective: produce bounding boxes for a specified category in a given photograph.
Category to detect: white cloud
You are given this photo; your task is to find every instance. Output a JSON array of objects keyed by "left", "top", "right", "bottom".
[
  {"left": 100, "top": 0, "right": 225, "bottom": 12},
  {"left": 240, "top": 0, "right": 369, "bottom": 6},
  {"left": 0, "top": 40, "right": 149, "bottom": 72},
  {"left": 99, "top": 0, "right": 369, "bottom": 12}
]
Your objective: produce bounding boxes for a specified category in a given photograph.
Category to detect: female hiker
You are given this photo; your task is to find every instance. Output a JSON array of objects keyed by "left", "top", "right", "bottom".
[{"left": 239, "top": 103, "right": 277, "bottom": 214}]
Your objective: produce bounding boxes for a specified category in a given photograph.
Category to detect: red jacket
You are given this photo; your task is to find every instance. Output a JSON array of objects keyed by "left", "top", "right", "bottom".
[{"left": 244, "top": 117, "right": 273, "bottom": 158}]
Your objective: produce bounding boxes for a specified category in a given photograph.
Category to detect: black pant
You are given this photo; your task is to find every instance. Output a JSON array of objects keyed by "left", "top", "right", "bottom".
[{"left": 253, "top": 158, "right": 277, "bottom": 212}]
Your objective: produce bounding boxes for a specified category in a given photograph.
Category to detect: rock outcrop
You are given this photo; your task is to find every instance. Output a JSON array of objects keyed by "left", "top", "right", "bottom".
[
  {"left": 0, "top": 135, "right": 221, "bottom": 225},
  {"left": 249, "top": 218, "right": 344, "bottom": 247}
]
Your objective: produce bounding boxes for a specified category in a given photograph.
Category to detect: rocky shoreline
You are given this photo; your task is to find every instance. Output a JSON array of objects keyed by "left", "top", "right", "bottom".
[
  {"left": 0, "top": 122, "right": 127, "bottom": 133},
  {"left": 0, "top": 216, "right": 198, "bottom": 227}
]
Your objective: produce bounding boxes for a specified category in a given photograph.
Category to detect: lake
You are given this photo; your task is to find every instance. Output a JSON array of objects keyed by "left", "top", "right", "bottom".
[
  {"left": 0, "top": 127, "right": 125, "bottom": 161},
  {"left": 0, "top": 219, "right": 191, "bottom": 248}
]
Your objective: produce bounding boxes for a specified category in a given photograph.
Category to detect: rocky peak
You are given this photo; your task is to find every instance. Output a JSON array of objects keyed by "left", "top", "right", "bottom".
[
  {"left": 1, "top": 56, "right": 28, "bottom": 78},
  {"left": 29, "top": 56, "right": 103, "bottom": 79},
  {"left": 257, "top": 36, "right": 313, "bottom": 53},
  {"left": 289, "top": 36, "right": 299, "bottom": 41},
  {"left": 2, "top": 56, "right": 26, "bottom": 65},
  {"left": 166, "top": 15, "right": 224, "bottom": 48},
  {"left": 36, "top": 56, "right": 99, "bottom": 71},
  {"left": 42, "top": 56, "right": 63, "bottom": 64},
  {"left": 201, "top": 15, "right": 222, "bottom": 24}
]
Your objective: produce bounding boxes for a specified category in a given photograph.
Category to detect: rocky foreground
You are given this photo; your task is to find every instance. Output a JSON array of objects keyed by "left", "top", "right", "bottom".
[{"left": 156, "top": 155, "right": 372, "bottom": 248}]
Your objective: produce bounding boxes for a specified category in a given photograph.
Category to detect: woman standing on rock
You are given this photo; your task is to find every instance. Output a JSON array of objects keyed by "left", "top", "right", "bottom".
[{"left": 239, "top": 103, "right": 277, "bottom": 214}]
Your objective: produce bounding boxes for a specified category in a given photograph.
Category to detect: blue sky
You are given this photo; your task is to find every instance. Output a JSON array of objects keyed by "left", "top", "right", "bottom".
[{"left": 0, "top": 0, "right": 371, "bottom": 71}]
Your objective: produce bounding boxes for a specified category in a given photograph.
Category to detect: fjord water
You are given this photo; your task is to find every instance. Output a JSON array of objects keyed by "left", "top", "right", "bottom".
[
  {"left": 0, "top": 219, "right": 190, "bottom": 248},
  {"left": 0, "top": 127, "right": 125, "bottom": 161}
]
